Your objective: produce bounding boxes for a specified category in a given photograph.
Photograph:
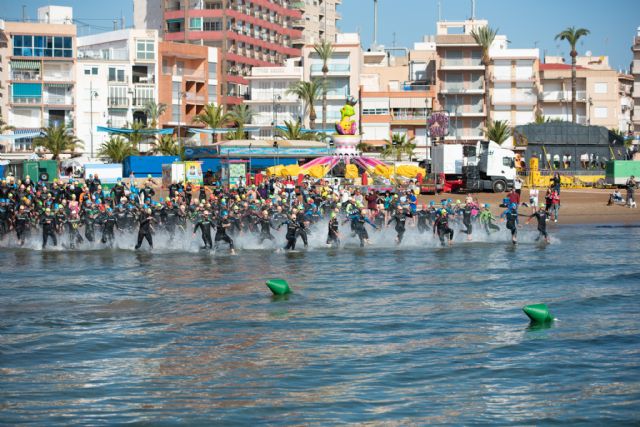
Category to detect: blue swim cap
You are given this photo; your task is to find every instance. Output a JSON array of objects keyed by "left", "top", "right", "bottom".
[
  {"left": 429, "top": 201, "right": 435, "bottom": 206},
  {"left": 510, "top": 203, "right": 517, "bottom": 209},
  {"left": 484, "top": 203, "right": 490, "bottom": 208},
  {"left": 107, "top": 207, "right": 112, "bottom": 212},
  {"left": 222, "top": 210, "right": 228, "bottom": 216}
]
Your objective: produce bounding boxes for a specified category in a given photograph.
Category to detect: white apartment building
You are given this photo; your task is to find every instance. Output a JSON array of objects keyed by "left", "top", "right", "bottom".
[
  {"left": 77, "top": 29, "right": 160, "bottom": 156},
  {"left": 631, "top": 27, "right": 640, "bottom": 135},
  {"left": 291, "top": 0, "right": 341, "bottom": 48},
  {"left": 302, "top": 32, "right": 361, "bottom": 129},
  {"left": 619, "top": 73, "right": 634, "bottom": 134},
  {"left": 245, "top": 58, "right": 302, "bottom": 139},
  {"left": 489, "top": 41, "right": 539, "bottom": 148}
]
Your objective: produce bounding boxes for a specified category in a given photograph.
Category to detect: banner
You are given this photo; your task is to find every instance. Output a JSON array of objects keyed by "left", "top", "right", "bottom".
[{"left": 184, "top": 161, "right": 203, "bottom": 185}]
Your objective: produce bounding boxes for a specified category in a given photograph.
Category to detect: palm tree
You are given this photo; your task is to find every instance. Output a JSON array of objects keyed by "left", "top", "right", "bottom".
[
  {"left": 382, "top": 133, "right": 416, "bottom": 162},
  {"left": 97, "top": 136, "right": 138, "bottom": 163},
  {"left": 287, "top": 79, "right": 325, "bottom": 129},
  {"left": 486, "top": 120, "right": 511, "bottom": 145},
  {"left": 226, "top": 104, "right": 254, "bottom": 140},
  {"left": 276, "top": 120, "right": 318, "bottom": 140},
  {"left": 152, "top": 134, "right": 182, "bottom": 156},
  {"left": 193, "top": 103, "right": 229, "bottom": 144},
  {"left": 144, "top": 101, "right": 168, "bottom": 129},
  {"left": 314, "top": 39, "right": 334, "bottom": 132},
  {"left": 555, "top": 26, "right": 590, "bottom": 123},
  {"left": 470, "top": 25, "right": 498, "bottom": 127},
  {"left": 122, "top": 120, "right": 149, "bottom": 153},
  {"left": 33, "top": 124, "right": 83, "bottom": 160},
  {"left": 0, "top": 118, "right": 14, "bottom": 134}
]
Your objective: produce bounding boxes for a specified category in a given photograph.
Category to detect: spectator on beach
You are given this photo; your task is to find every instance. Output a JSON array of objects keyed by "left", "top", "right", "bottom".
[
  {"left": 508, "top": 188, "right": 520, "bottom": 206},
  {"left": 551, "top": 172, "right": 561, "bottom": 195},
  {"left": 626, "top": 176, "right": 637, "bottom": 208}
]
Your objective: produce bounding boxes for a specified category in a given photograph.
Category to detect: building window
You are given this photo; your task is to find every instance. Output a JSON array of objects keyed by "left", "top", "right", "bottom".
[
  {"left": 172, "top": 104, "right": 181, "bottom": 123},
  {"left": 136, "top": 39, "right": 155, "bottom": 60},
  {"left": 13, "top": 35, "right": 72, "bottom": 58},
  {"left": 594, "top": 107, "right": 608, "bottom": 119},
  {"left": 162, "top": 58, "right": 172, "bottom": 75},
  {"left": 203, "top": 19, "right": 222, "bottom": 31},
  {"left": 208, "top": 84, "right": 217, "bottom": 100},
  {"left": 85, "top": 67, "right": 98, "bottom": 75},
  {"left": 189, "top": 17, "right": 202, "bottom": 31},
  {"left": 594, "top": 82, "right": 608, "bottom": 94},
  {"left": 208, "top": 62, "right": 217, "bottom": 80},
  {"left": 108, "top": 67, "right": 126, "bottom": 82},
  {"left": 84, "top": 68, "right": 91, "bottom": 75}
]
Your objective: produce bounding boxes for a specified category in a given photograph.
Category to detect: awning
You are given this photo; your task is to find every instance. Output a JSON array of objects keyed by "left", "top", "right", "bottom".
[
  {"left": 188, "top": 126, "right": 262, "bottom": 134},
  {"left": 275, "top": 126, "right": 334, "bottom": 134},
  {"left": 44, "top": 83, "right": 73, "bottom": 88},
  {"left": 11, "top": 60, "right": 40, "bottom": 70},
  {"left": 0, "top": 130, "right": 44, "bottom": 141},
  {"left": 167, "top": 18, "right": 184, "bottom": 23},
  {"left": 97, "top": 126, "right": 175, "bottom": 135}
]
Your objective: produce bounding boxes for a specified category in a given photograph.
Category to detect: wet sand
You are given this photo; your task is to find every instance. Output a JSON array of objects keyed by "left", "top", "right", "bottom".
[{"left": 418, "top": 188, "right": 640, "bottom": 225}]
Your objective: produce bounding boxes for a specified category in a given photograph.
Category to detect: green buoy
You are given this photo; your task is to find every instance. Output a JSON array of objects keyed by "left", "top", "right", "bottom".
[
  {"left": 523, "top": 303, "right": 553, "bottom": 324},
  {"left": 266, "top": 279, "right": 291, "bottom": 296}
]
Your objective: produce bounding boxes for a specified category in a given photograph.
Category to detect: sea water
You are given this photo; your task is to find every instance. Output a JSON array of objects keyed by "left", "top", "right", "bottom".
[{"left": 0, "top": 224, "right": 639, "bottom": 424}]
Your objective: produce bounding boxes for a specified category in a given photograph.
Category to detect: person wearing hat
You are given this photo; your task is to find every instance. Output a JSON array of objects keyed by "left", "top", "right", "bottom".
[
  {"left": 500, "top": 203, "right": 523, "bottom": 245},
  {"left": 40, "top": 207, "right": 58, "bottom": 248},
  {"left": 214, "top": 210, "right": 235, "bottom": 254},
  {"left": 479, "top": 204, "right": 500, "bottom": 234},
  {"left": 100, "top": 208, "right": 119, "bottom": 246},
  {"left": 387, "top": 206, "right": 413, "bottom": 244},
  {"left": 626, "top": 175, "right": 637, "bottom": 208},
  {"left": 14, "top": 205, "right": 31, "bottom": 246},
  {"left": 433, "top": 208, "right": 454, "bottom": 246},
  {"left": 134, "top": 207, "right": 156, "bottom": 250}
]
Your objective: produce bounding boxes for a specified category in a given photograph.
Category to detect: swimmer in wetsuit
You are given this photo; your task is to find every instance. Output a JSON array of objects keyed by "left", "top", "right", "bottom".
[
  {"left": 433, "top": 209, "right": 454, "bottom": 246},
  {"left": 526, "top": 203, "right": 551, "bottom": 244}
]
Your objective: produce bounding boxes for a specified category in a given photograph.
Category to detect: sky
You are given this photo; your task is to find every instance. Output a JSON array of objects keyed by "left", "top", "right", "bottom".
[{"left": 1, "top": 0, "right": 639, "bottom": 71}]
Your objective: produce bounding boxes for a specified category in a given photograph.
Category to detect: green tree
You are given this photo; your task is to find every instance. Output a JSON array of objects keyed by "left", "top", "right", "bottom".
[
  {"left": 382, "top": 133, "right": 416, "bottom": 161},
  {"left": 122, "top": 120, "right": 149, "bottom": 152},
  {"left": 152, "top": 134, "right": 182, "bottom": 156},
  {"left": 486, "top": 120, "right": 512, "bottom": 145},
  {"left": 314, "top": 39, "right": 334, "bottom": 132},
  {"left": 98, "top": 136, "right": 139, "bottom": 163},
  {"left": 555, "top": 26, "right": 590, "bottom": 123},
  {"left": 470, "top": 25, "right": 498, "bottom": 127},
  {"left": 144, "top": 100, "right": 168, "bottom": 129},
  {"left": 0, "top": 118, "right": 15, "bottom": 134},
  {"left": 193, "top": 103, "right": 229, "bottom": 144},
  {"left": 33, "top": 124, "right": 83, "bottom": 160},
  {"left": 287, "top": 79, "right": 325, "bottom": 129},
  {"left": 276, "top": 120, "right": 318, "bottom": 140},
  {"left": 226, "top": 104, "right": 254, "bottom": 140}
]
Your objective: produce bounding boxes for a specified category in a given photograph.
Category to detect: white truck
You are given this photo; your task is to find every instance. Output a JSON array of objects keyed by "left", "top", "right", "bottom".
[{"left": 431, "top": 141, "right": 516, "bottom": 193}]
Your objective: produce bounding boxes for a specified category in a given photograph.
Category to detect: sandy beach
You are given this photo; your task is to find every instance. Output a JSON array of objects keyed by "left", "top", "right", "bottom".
[{"left": 418, "top": 188, "right": 640, "bottom": 225}]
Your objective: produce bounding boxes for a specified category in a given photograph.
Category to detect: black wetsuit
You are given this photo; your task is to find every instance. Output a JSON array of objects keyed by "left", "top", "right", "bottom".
[
  {"left": 530, "top": 210, "right": 549, "bottom": 241},
  {"left": 214, "top": 217, "right": 234, "bottom": 250},
  {"left": 388, "top": 211, "right": 412, "bottom": 243},
  {"left": 256, "top": 216, "right": 276, "bottom": 243},
  {"left": 503, "top": 210, "right": 519, "bottom": 238},
  {"left": 462, "top": 205, "right": 473, "bottom": 235},
  {"left": 193, "top": 215, "right": 214, "bottom": 249},
  {"left": 327, "top": 216, "right": 340, "bottom": 246},
  {"left": 40, "top": 213, "right": 58, "bottom": 248},
  {"left": 66, "top": 217, "right": 84, "bottom": 248},
  {"left": 416, "top": 210, "right": 429, "bottom": 234},
  {"left": 82, "top": 210, "right": 97, "bottom": 242},
  {"left": 101, "top": 214, "right": 118, "bottom": 245},
  {"left": 14, "top": 211, "right": 31, "bottom": 244},
  {"left": 135, "top": 213, "right": 155, "bottom": 249},
  {"left": 433, "top": 215, "right": 454, "bottom": 246},
  {"left": 283, "top": 219, "right": 301, "bottom": 250}
]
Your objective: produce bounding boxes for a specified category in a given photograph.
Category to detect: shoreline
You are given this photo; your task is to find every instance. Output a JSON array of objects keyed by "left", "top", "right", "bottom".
[{"left": 417, "top": 188, "right": 640, "bottom": 226}]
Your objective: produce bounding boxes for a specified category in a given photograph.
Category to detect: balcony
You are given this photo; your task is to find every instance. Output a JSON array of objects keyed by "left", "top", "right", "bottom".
[
  {"left": 310, "top": 64, "right": 350, "bottom": 75},
  {"left": 108, "top": 97, "right": 129, "bottom": 108},
  {"left": 440, "top": 82, "right": 484, "bottom": 94},
  {"left": 184, "top": 69, "right": 205, "bottom": 81},
  {"left": 43, "top": 72, "right": 73, "bottom": 82},
  {"left": 78, "top": 48, "right": 128, "bottom": 60},
  {"left": 108, "top": 76, "right": 129, "bottom": 84},
  {"left": 11, "top": 71, "right": 41, "bottom": 81},
  {"left": 132, "top": 97, "right": 154, "bottom": 108},
  {"left": 184, "top": 93, "right": 206, "bottom": 104},
  {"left": 492, "top": 93, "right": 537, "bottom": 105},
  {"left": 448, "top": 106, "right": 486, "bottom": 117},
  {"left": 540, "top": 90, "right": 587, "bottom": 102},
  {"left": 11, "top": 96, "right": 42, "bottom": 105},
  {"left": 44, "top": 95, "right": 73, "bottom": 106},
  {"left": 440, "top": 59, "right": 484, "bottom": 70},
  {"left": 392, "top": 113, "right": 428, "bottom": 122}
]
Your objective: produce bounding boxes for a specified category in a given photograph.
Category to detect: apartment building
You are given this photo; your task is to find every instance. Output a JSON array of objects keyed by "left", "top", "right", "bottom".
[
  {"left": 77, "top": 29, "right": 161, "bottom": 155},
  {"left": 0, "top": 22, "right": 8, "bottom": 126},
  {"left": 632, "top": 27, "right": 640, "bottom": 135},
  {"left": 245, "top": 58, "right": 302, "bottom": 139},
  {"left": 359, "top": 37, "right": 437, "bottom": 160},
  {"left": 134, "top": 0, "right": 303, "bottom": 107},
  {"left": 489, "top": 42, "right": 539, "bottom": 148},
  {"left": 157, "top": 41, "right": 218, "bottom": 145},
  {"left": 435, "top": 20, "right": 488, "bottom": 143},
  {"left": 619, "top": 73, "right": 634, "bottom": 134},
  {"left": 539, "top": 55, "right": 619, "bottom": 129},
  {"left": 290, "top": 0, "right": 340, "bottom": 48},
  {"left": 301, "top": 32, "right": 361, "bottom": 129},
  {"left": 4, "top": 6, "right": 76, "bottom": 151}
]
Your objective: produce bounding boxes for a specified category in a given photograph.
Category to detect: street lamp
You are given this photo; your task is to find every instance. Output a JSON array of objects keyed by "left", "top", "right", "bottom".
[
  {"left": 272, "top": 94, "right": 282, "bottom": 138},
  {"left": 177, "top": 91, "right": 186, "bottom": 154},
  {"left": 89, "top": 81, "right": 98, "bottom": 159}
]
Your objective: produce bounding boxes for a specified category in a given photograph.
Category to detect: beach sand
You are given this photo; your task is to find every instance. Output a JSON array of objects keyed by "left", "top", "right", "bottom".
[{"left": 418, "top": 188, "right": 640, "bottom": 225}]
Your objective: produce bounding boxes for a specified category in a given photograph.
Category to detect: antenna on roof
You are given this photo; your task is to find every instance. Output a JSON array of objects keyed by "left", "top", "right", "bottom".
[
  {"left": 373, "top": 0, "right": 378, "bottom": 48},
  {"left": 471, "top": 0, "right": 476, "bottom": 20},
  {"left": 438, "top": 0, "right": 442, "bottom": 21}
]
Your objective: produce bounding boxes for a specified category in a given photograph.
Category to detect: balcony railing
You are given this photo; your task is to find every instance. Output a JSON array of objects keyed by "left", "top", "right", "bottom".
[
  {"left": 392, "top": 114, "right": 428, "bottom": 121},
  {"left": 540, "top": 90, "right": 587, "bottom": 102},
  {"left": 184, "top": 93, "right": 206, "bottom": 103},
  {"left": 310, "top": 64, "right": 350, "bottom": 73},
  {"left": 11, "top": 71, "right": 41, "bottom": 81},
  {"left": 492, "top": 94, "right": 537, "bottom": 105},
  {"left": 43, "top": 72, "right": 73, "bottom": 82},
  {"left": 108, "top": 97, "right": 129, "bottom": 108},
  {"left": 109, "top": 76, "right": 129, "bottom": 84},
  {"left": 440, "top": 59, "right": 484, "bottom": 68},
  {"left": 132, "top": 97, "right": 154, "bottom": 107},
  {"left": 441, "top": 82, "right": 484, "bottom": 92},
  {"left": 44, "top": 96, "right": 73, "bottom": 105},
  {"left": 11, "top": 96, "right": 42, "bottom": 105}
]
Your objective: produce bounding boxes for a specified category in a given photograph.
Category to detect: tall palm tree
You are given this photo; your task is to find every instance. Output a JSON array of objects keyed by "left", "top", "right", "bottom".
[
  {"left": 382, "top": 133, "right": 416, "bottom": 161},
  {"left": 555, "top": 26, "right": 590, "bottom": 124},
  {"left": 98, "top": 136, "right": 139, "bottom": 163},
  {"left": 122, "top": 120, "right": 149, "bottom": 153},
  {"left": 193, "top": 103, "right": 229, "bottom": 144},
  {"left": 152, "top": 134, "right": 182, "bottom": 156},
  {"left": 470, "top": 25, "right": 498, "bottom": 127},
  {"left": 144, "top": 101, "right": 168, "bottom": 129},
  {"left": 314, "top": 39, "right": 334, "bottom": 132},
  {"left": 485, "top": 120, "right": 511, "bottom": 145},
  {"left": 227, "top": 104, "right": 254, "bottom": 140},
  {"left": 276, "top": 120, "right": 318, "bottom": 141},
  {"left": 287, "top": 79, "right": 325, "bottom": 129},
  {"left": 0, "top": 118, "right": 15, "bottom": 134},
  {"left": 33, "top": 124, "right": 83, "bottom": 160}
]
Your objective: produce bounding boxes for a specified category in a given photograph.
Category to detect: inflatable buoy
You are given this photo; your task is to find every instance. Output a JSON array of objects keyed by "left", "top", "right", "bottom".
[
  {"left": 266, "top": 279, "right": 291, "bottom": 295},
  {"left": 523, "top": 303, "right": 553, "bottom": 324}
]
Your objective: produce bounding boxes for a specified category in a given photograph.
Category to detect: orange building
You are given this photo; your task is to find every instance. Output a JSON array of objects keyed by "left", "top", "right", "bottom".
[{"left": 157, "top": 41, "right": 220, "bottom": 144}]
